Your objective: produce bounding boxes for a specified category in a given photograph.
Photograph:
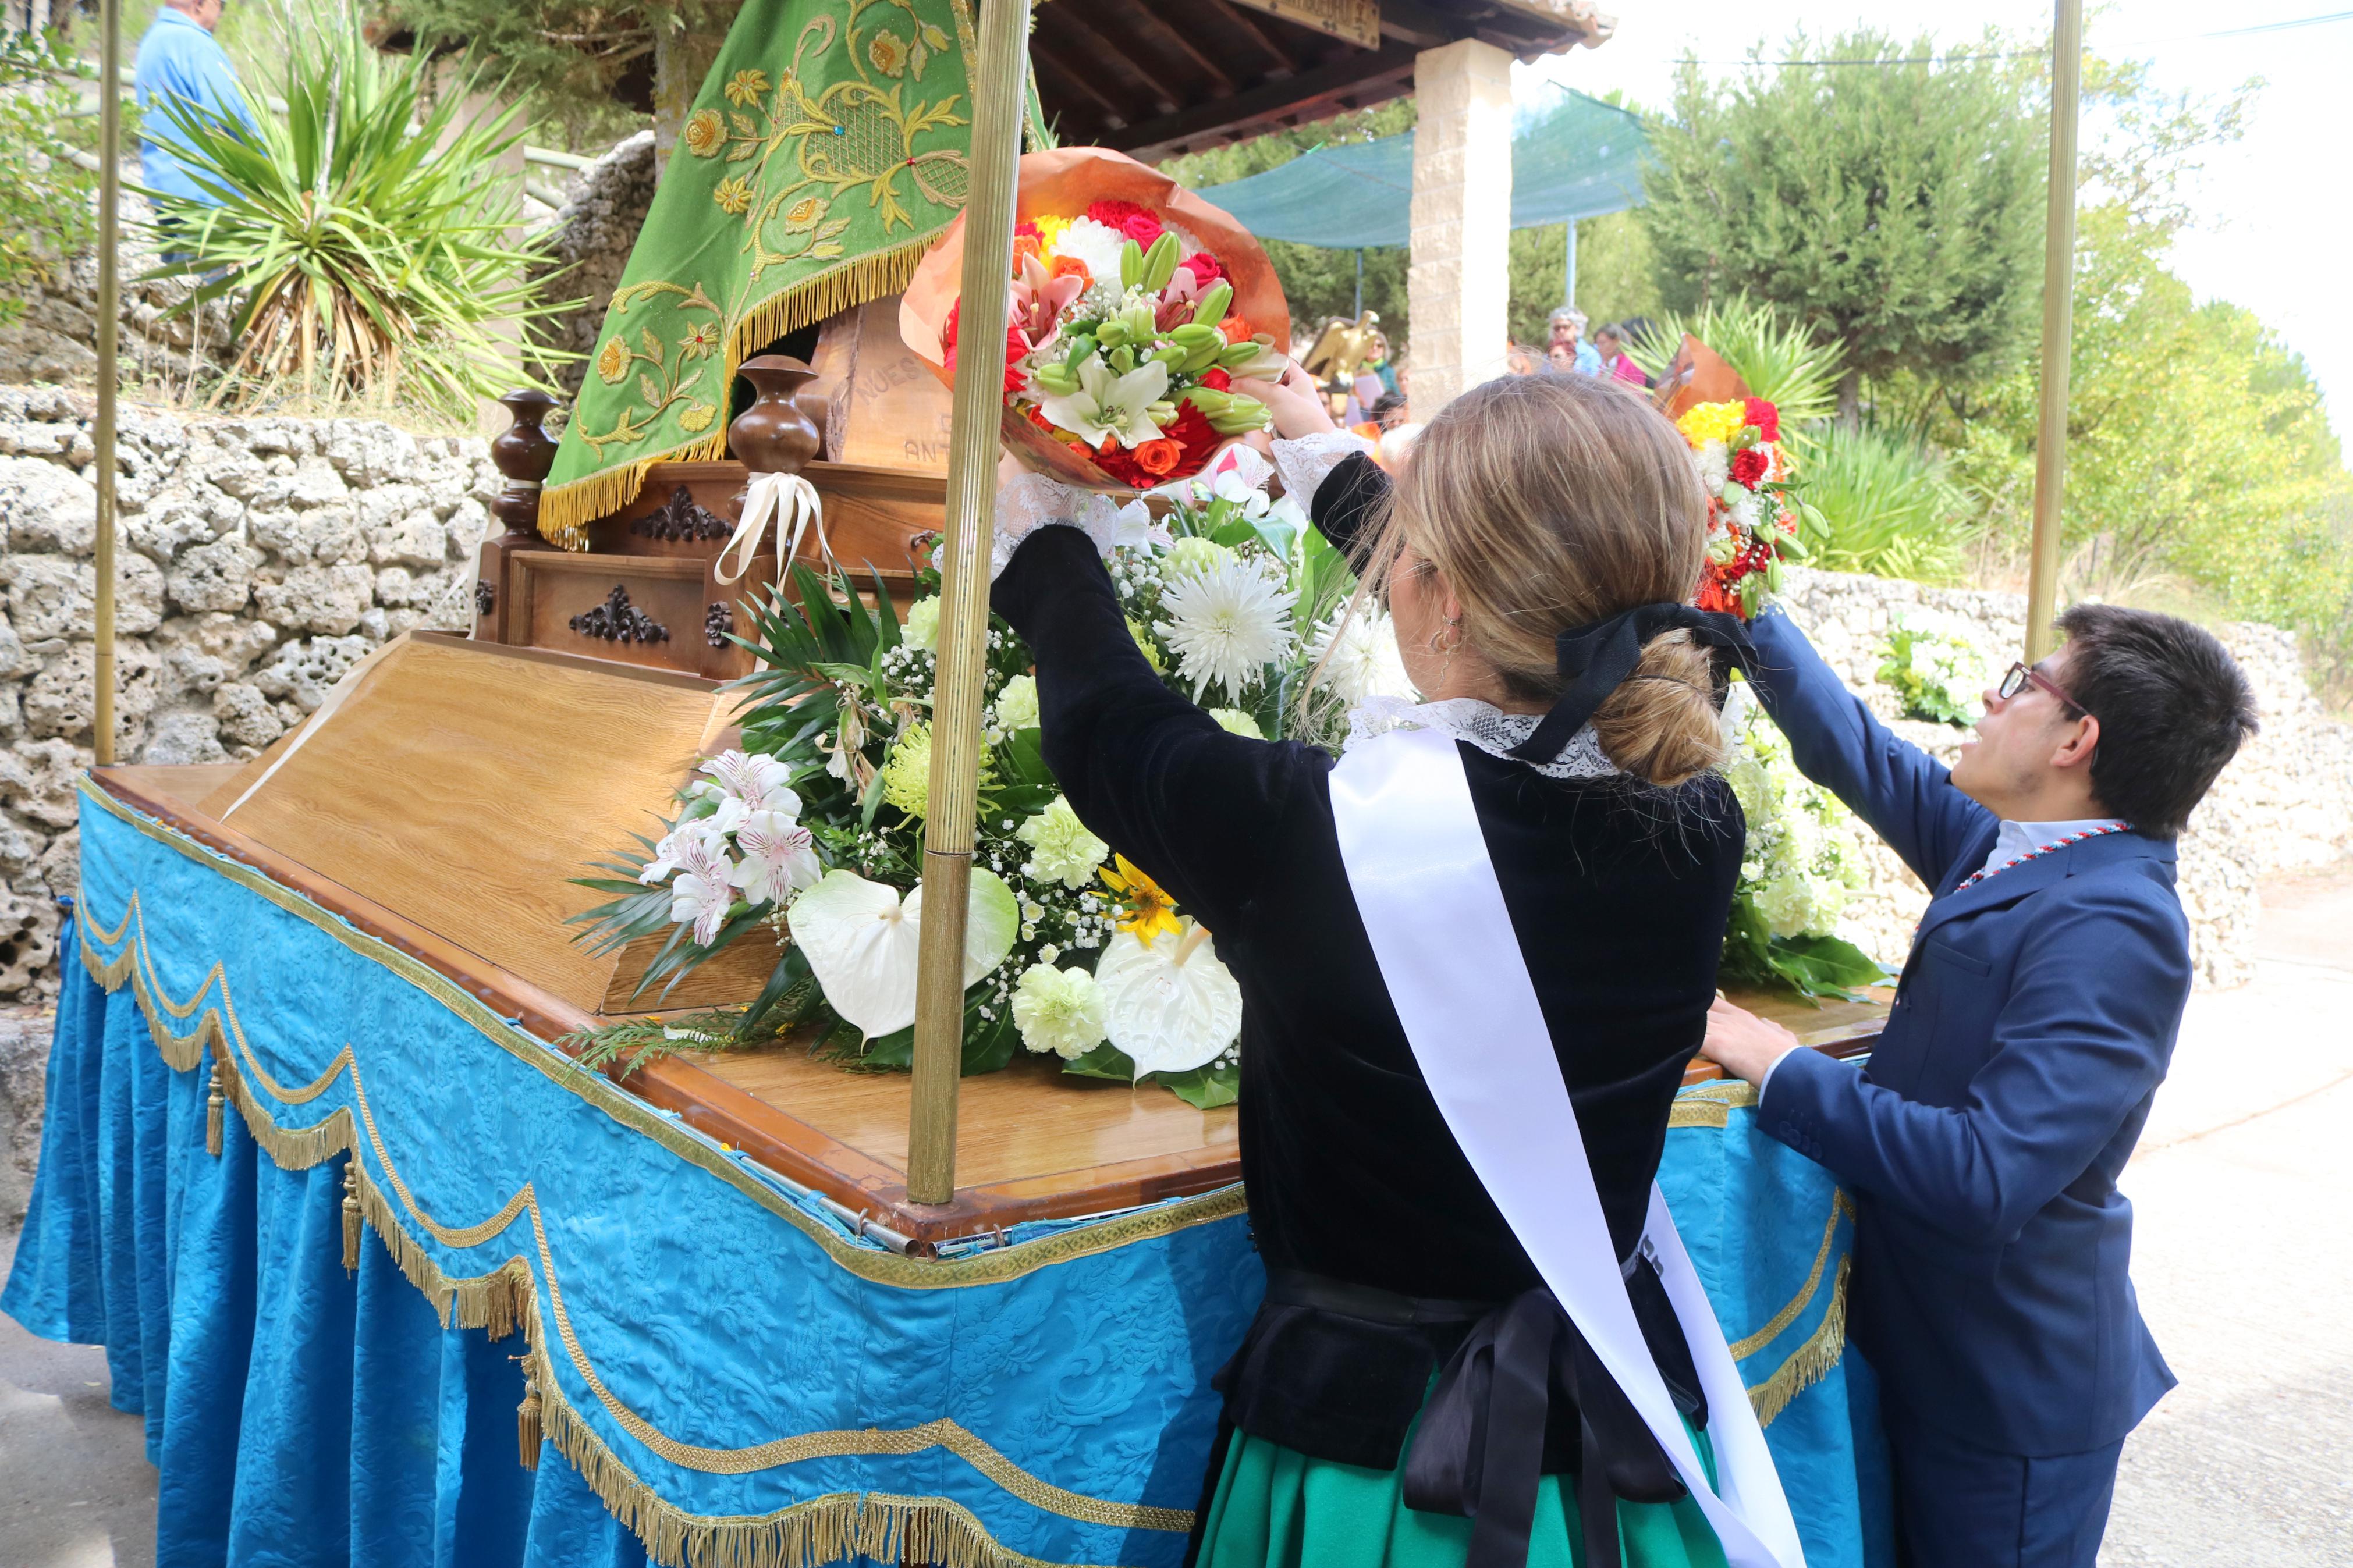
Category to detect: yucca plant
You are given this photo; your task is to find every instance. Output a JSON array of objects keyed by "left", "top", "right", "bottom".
[
  {"left": 141, "top": 10, "right": 576, "bottom": 418},
  {"left": 1628, "top": 297, "right": 1846, "bottom": 432},
  {"left": 1798, "top": 422, "right": 1970, "bottom": 584}
]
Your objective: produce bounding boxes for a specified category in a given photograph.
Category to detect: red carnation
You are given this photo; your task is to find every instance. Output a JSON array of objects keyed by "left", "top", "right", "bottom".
[
  {"left": 1085, "top": 199, "right": 1164, "bottom": 247},
  {"left": 1179, "top": 252, "right": 1226, "bottom": 287},
  {"left": 1199, "top": 367, "right": 1232, "bottom": 392},
  {"left": 1729, "top": 446, "right": 1769, "bottom": 488},
  {"left": 1016, "top": 218, "right": 1041, "bottom": 241},
  {"left": 1744, "top": 397, "right": 1779, "bottom": 443}
]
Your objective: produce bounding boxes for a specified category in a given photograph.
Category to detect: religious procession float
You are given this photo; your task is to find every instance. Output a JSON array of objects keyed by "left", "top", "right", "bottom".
[{"left": 8, "top": 2, "right": 1893, "bottom": 1565}]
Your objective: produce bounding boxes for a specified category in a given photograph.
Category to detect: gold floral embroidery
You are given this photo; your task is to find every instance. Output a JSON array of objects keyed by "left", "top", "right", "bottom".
[
  {"left": 713, "top": 176, "right": 755, "bottom": 215},
  {"left": 682, "top": 108, "right": 725, "bottom": 158},
  {"left": 678, "top": 403, "right": 717, "bottom": 433},
  {"left": 867, "top": 27, "right": 907, "bottom": 76},
  {"left": 724, "top": 68, "right": 771, "bottom": 106}
]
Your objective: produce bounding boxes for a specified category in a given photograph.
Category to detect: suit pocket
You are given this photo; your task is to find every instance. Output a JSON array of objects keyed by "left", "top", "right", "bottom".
[{"left": 1921, "top": 937, "right": 1992, "bottom": 979}]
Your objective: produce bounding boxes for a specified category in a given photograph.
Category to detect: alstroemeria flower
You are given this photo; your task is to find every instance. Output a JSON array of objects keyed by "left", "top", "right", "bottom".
[
  {"left": 668, "top": 837, "right": 739, "bottom": 946},
  {"left": 1041, "top": 354, "right": 1169, "bottom": 450},
  {"left": 641, "top": 817, "right": 728, "bottom": 884},
  {"left": 698, "top": 750, "right": 799, "bottom": 816},
  {"left": 730, "top": 809, "right": 821, "bottom": 905}
]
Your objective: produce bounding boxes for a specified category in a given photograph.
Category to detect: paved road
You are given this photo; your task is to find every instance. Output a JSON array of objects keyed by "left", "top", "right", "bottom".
[{"left": 2, "top": 869, "right": 2347, "bottom": 1567}]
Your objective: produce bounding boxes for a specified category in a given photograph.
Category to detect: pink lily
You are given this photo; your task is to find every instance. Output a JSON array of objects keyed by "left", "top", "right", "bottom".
[
  {"left": 1013, "top": 252, "right": 1084, "bottom": 351},
  {"left": 1154, "top": 266, "right": 1204, "bottom": 332}
]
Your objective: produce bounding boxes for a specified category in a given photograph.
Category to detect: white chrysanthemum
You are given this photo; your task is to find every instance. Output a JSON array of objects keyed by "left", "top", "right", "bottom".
[
  {"left": 1209, "top": 708, "right": 1264, "bottom": 739},
  {"left": 994, "top": 673, "right": 1039, "bottom": 731},
  {"left": 1016, "top": 795, "right": 1109, "bottom": 889},
  {"left": 1156, "top": 556, "right": 1296, "bottom": 701},
  {"left": 1053, "top": 217, "right": 1130, "bottom": 291},
  {"left": 1308, "top": 607, "right": 1414, "bottom": 703},
  {"left": 1695, "top": 440, "right": 1731, "bottom": 493},
  {"left": 902, "top": 596, "right": 941, "bottom": 653},
  {"left": 1010, "top": 963, "right": 1109, "bottom": 1059}
]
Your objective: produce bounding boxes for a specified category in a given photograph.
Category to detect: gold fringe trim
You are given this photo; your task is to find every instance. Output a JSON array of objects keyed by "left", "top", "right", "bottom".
[
  {"left": 535, "top": 239, "right": 939, "bottom": 546},
  {"left": 1727, "top": 1193, "right": 1853, "bottom": 1361},
  {"left": 1747, "top": 1256, "right": 1851, "bottom": 1429}
]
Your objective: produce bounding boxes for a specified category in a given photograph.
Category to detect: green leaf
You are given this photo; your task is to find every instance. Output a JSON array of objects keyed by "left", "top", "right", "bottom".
[
  {"left": 1148, "top": 1059, "right": 1240, "bottom": 1109},
  {"left": 1060, "top": 1042, "right": 1137, "bottom": 1082}
]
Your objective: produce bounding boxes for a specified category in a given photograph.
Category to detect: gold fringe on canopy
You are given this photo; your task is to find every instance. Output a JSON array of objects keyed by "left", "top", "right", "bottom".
[
  {"left": 1748, "top": 1257, "right": 1852, "bottom": 1428},
  {"left": 533, "top": 233, "right": 938, "bottom": 546}
]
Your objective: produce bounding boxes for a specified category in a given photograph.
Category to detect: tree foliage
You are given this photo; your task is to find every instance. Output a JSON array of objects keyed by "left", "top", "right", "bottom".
[
  {"left": 1642, "top": 29, "right": 2046, "bottom": 422},
  {"left": 0, "top": 29, "right": 98, "bottom": 324}
]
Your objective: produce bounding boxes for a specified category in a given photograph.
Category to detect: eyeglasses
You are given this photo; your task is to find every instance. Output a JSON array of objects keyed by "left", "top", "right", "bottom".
[{"left": 1997, "top": 660, "right": 2085, "bottom": 715}]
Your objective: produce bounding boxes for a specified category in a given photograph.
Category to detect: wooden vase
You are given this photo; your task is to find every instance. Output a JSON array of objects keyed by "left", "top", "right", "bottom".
[{"left": 729, "top": 356, "right": 823, "bottom": 479}]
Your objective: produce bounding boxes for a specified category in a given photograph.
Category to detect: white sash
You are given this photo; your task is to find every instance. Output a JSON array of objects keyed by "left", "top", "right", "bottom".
[
  {"left": 1329, "top": 724, "right": 1806, "bottom": 1568},
  {"left": 718, "top": 471, "right": 831, "bottom": 587}
]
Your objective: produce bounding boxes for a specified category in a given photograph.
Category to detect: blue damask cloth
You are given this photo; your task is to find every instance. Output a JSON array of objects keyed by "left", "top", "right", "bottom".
[{"left": 4, "top": 784, "right": 1887, "bottom": 1568}]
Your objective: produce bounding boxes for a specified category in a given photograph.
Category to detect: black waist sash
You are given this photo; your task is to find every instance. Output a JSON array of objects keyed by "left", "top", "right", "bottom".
[{"left": 1256, "top": 1267, "right": 1708, "bottom": 1568}]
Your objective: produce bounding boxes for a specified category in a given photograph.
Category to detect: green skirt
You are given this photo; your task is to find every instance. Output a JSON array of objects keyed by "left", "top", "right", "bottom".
[{"left": 1194, "top": 1420, "right": 1730, "bottom": 1568}]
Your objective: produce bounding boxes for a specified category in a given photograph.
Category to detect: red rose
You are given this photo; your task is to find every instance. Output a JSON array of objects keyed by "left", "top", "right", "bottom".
[
  {"left": 1744, "top": 397, "right": 1779, "bottom": 443},
  {"left": 1179, "top": 252, "right": 1226, "bottom": 287},
  {"left": 1199, "top": 367, "right": 1232, "bottom": 392},
  {"left": 1120, "top": 212, "right": 1162, "bottom": 246},
  {"left": 1729, "top": 446, "right": 1769, "bottom": 488}
]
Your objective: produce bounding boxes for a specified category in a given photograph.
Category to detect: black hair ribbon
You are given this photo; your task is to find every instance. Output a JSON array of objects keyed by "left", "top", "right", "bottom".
[{"left": 1504, "top": 602, "right": 1759, "bottom": 766}]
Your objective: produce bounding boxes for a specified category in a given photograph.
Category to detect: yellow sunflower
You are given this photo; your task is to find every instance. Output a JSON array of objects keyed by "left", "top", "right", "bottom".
[
  {"left": 682, "top": 108, "right": 725, "bottom": 159},
  {"left": 594, "top": 337, "right": 629, "bottom": 385},
  {"left": 723, "top": 69, "right": 769, "bottom": 107},
  {"left": 867, "top": 27, "right": 908, "bottom": 77},
  {"left": 678, "top": 403, "right": 716, "bottom": 433},
  {"left": 1100, "top": 855, "right": 1183, "bottom": 944},
  {"left": 712, "top": 176, "right": 755, "bottom": 216}
]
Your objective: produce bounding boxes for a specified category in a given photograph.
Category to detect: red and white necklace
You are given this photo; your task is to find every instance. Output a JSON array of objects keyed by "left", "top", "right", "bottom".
[{"left": 1953, "top": 822, "right": 2133, "bottom": 892}]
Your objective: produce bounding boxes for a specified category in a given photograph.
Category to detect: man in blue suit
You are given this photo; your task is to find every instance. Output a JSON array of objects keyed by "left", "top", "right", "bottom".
[{"left": 1704, "top": 602, "right": 2258, "bottom": 1567}]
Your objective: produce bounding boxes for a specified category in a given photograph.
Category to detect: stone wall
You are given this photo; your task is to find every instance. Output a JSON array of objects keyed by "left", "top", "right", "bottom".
[
  {"left": 1778, "top": 567, "right": 2353, "bottom": 987},
  {"left": 527, "top": 132, "right": 658, "bottom": 400},
  {"left": 0, "top": 383, "right": 498, "bottom": 1010},
  {"left": 0, "top": 187, "right": 238, "bottom": 393}
]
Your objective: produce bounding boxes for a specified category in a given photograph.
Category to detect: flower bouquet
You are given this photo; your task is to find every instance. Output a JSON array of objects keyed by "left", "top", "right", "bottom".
[
  {"left": 1675, "top": 397, "right": 1813, "bottom": 618},
  {"left": 900, "top": 147, "right": 1291, "bottom": 491},
  {"left": 568, "top": 460, "right": 1411, "bottom": 1104}
]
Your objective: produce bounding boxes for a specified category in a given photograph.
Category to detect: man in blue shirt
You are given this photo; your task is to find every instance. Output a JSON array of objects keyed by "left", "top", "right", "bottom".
[
  {"left": 1705, "top": 603, "right": 2259, "bottom": 1568},
  {"left": 133, "top": 0, "right": 257, "bottom": 207},
  {"left": 1546, "top": 307, "right": 1602, "bottom": 375}
]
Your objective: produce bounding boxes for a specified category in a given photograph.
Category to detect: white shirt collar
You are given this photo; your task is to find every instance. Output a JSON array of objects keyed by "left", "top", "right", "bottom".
[{"left": 1975, "top": 817, "right": 2128, "bottom": 880}]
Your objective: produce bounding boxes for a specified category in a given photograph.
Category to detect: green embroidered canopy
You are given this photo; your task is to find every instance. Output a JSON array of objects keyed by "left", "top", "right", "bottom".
[{"left": 540, "top": 0, "right": 975, "bottom": 541}]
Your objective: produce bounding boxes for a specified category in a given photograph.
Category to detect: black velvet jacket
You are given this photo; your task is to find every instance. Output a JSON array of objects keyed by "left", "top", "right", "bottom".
[{"left": 988, "top": 456, "right": 1744, "bottom": 1475}]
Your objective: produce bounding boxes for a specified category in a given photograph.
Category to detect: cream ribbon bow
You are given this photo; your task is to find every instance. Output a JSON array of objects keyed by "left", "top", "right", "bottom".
[{"left": 717, "top": 471, "right": 832, "bottom": 586}]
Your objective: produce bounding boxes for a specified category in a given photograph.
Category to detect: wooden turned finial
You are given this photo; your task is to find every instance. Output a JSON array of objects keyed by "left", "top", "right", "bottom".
[
  {"left": 491, "top": 389, "right": 561, "bottom": 541},
  {"left": 729, "top": 355, "right": 822, "bottom": 479}
]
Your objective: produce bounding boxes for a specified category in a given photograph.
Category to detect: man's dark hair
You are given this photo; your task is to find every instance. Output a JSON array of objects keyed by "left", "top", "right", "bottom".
[
  {"left": 1369, "top": 390, "right": 1407, "bottom": 425},
  {"left": 2054, "top": 603, "right": 2259, "bottom": 838}
]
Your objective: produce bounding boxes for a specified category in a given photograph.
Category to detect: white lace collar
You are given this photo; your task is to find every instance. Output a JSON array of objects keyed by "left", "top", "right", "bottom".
[{"left": 1344, "top": 695, "right": 1620, "bottom": 780}]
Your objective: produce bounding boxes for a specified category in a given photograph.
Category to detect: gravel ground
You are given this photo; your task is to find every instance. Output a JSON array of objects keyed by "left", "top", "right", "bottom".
[{"left": 1, "top": 869, "right": 2347, "bottom": 1567}]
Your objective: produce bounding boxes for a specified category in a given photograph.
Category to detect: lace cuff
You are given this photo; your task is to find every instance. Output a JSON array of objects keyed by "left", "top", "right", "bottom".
[
  {"left": 1270, "top": 431, "right": 1377, "bottom": 506},
  {"left": 991, "top": 472, "right": 1170, "bottom": 580},
  {"left": 1344, "top": 695, "right": 1622, "bottom": 781}
]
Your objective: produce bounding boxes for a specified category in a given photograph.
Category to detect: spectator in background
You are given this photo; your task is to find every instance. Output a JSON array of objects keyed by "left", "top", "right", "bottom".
[
  {"left": 1504, "top": 343, "right": 1538, "bottom": 376},
  {"left": 135, "top": 0, "right": 258, "bottom": 209},
  {"left": 1544, "top": 340, "right": 1578, "bottom": 375},
  {"left": 1546, "top": 305, "right": 1602, "bottom": 375},
  {"left": 1593, "top": 322, "right": 1651, "bottom": 387}
]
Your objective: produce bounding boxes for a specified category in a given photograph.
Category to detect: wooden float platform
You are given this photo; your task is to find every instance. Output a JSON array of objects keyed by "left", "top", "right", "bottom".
[{"left": 93, "top": 635, "right": 1889, "bottom": 1251}]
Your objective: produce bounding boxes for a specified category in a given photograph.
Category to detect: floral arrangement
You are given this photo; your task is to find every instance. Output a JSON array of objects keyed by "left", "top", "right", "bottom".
[
  {"left": 1676, "top": 397, "right": 1811, "bottom": 618},
  {"left": 936, "top": 201, "right": 1287, "bottom": 489},
  {"left": 1717, "top": 680, "right": 1888, "bottom": 999},
  {"left": 1877, "top": 610, "right": 1997, "bottom": 728},
  {"left": 570, "top": 463, "right": 1407, "bottom": 1104}
]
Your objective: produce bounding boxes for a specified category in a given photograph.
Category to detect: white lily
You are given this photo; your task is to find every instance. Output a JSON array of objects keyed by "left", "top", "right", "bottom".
[
  {"left": 1095, "top": 919, "right": 1243, "bottom": 1077},
  {"left": 730, "top": 810, "right": 821, "bottom": 906},
  {"left": 1040, "top": 354, "right": 1169, "bottom": 450},
  {"left": 786, "top": 869, "right": 1019, "bottom": 1040}
]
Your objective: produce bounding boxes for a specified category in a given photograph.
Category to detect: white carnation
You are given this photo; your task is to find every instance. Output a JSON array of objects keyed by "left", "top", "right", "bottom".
[
  {"left": 903, "top": 596, "right": 941, "bottom": 653},
  {"left": 1053, "top": 217, "right": 1130, "bottom": 291},
  {"left": 1011, "top": 963, "right": 1109, "bottom": 1059}
]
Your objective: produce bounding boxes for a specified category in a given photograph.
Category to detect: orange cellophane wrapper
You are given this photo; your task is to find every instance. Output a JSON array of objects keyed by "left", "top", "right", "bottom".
[{"left": 899, "top": 146, "right": 1291, "bottom": 493}]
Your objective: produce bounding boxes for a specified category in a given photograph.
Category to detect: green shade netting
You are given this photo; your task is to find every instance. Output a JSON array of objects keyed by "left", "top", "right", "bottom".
[{"left": 1194, "top": 90, "right": 1645, "bottom": 250}]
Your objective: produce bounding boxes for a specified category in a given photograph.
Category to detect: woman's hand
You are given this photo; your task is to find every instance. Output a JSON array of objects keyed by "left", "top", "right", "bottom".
[{"left": 1234, "top": 362, "right": 1340, "bottom": 441}]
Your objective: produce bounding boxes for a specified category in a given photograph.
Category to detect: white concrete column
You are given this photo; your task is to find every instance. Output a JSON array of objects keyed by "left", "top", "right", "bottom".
[{"left": 1407, "top": 38, "right": 1514, "bottom": 415}]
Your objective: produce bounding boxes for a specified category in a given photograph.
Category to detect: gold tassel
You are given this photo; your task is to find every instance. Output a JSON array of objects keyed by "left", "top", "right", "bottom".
[
  {"left": 517, "top": 1367, "right": 544, "bottom": 1470},
  {"left": 341, "top": 1160, "right": 363, "bottom": 1273},
  {"left": 206, "top": 1056, "right": 225, "bottom": 1157}
]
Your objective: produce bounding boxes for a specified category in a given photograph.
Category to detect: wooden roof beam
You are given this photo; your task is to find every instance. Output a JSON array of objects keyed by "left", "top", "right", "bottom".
[
  {"left": 1119, "top": 41, "right": 1421, "bottom": 161},
  {"left": 1046, "top": 4, "right": 1180, "bottom": 117},
  {"left": 1101, "top": 2, "right": 1237, "bottom": 98},
  {"left": 1032, "top": 45, "right": 1127, "bottom": 131},
  {"left": 1209, "top": 0, "right": 1301, "bottom": 76}
]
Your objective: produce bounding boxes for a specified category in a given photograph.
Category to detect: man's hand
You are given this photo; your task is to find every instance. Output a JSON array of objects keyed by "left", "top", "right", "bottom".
[{"left": 1703, "top": 995, "right": 1804, "bottom": 1090}]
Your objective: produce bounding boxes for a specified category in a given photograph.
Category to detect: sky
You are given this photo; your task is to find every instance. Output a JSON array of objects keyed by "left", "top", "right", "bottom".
[{"left": 1520, "top": 2, "right": 2351, "bottom": 445}]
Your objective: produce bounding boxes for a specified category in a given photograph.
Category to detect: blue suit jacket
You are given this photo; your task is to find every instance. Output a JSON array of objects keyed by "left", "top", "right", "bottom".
[{"left": 1748, "top": 609, "right": 2182, "bottom": 1456}]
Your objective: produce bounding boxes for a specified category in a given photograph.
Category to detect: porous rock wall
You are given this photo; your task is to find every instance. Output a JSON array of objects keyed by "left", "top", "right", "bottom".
[
  {"left": 527, "top": 131, "right": 658, "bottom": 400},
  {"left": 1779, "top": 567, "right": 2353, "bottom": 988}
]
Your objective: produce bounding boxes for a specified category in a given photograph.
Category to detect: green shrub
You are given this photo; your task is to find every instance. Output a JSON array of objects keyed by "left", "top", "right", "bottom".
[
  {"left": 141, "top": 11, "right": 576, "bottom": 418},
  {"left": 0, "top": 30, "right": 97, "bottom": 324},
  {"left": 1798, "top": 422, "right": 1969, "bottom": 583},
  {"left": 1626, "top": 294, "right": 1844, "bottom": 429}
]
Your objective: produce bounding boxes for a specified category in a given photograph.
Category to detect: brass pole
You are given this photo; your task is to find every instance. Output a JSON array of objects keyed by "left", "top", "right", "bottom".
[
  {"left": 92, "top": 0, "right": 123, "bottom": 765},
  {"left": 907, "top": 0, "right": 1031, "bottom": 1206},
  {"left": 2024, "top": 0, "right": 2082, "bottom": 663}
]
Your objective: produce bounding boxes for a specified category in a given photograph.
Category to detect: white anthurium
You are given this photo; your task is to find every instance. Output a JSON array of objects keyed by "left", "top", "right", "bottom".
[
  {"left": 1041, "top": 354, "right": 1169, "bottom": 450},
  {"left": 786, "top": 868, "right": 1020, "bottom": 1040},
  {"left": 730, "top": 810, "right": 822, "bottom": 906},
  {"left": 1095, "top": 919, "right": 1242, "bottom": 1078}
]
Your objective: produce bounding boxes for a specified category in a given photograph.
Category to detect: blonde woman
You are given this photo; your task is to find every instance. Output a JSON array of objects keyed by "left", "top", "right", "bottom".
[{"left": 987, "top": 371, "right": 1799, "bottom": 1568}]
